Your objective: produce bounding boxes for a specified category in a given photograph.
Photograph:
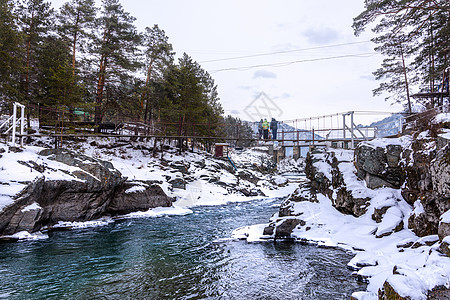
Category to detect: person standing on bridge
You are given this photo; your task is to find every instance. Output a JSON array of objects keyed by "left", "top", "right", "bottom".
[
  {"left": 258, "top": 119, "right": 263, "bottom": 139},
  {"left": 262, "top": 118, "right": 269, "bottom": 139},
  {"left": 270, "top": 118, "right": 278, "bottom": 140}
]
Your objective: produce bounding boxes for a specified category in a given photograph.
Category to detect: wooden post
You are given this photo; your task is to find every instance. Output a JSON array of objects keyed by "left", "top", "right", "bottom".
[
  {"left": 350, "top": 111, "right": 354, "bottom": 149},
  {"left": 60, "top": 111, "right": 64, "bottom": 148},
  {"left": 312, "top": 128, "right": 315, "bottom": 146},
  {"left": 20, "top": 104, "right": 24, "bottom": 146},
  {"left": 342, "top": 114, "right": 346, "bottom": 143},
  {"left": 161, "top": 138, "right": 165, "bottom": 159},
  {"left": 152, "top": 138, "right": 158, "bottom": 157}
]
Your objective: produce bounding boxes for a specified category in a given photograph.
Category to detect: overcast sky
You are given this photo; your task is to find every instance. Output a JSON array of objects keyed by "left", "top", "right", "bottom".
[{"left": 50, "top": 0, "right": 403, "bottom": 124}]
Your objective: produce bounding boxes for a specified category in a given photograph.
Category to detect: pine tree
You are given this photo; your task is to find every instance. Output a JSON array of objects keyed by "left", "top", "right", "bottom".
[
  {"left": 353, "top": 0, "right": 449, "bottom": 110},
  {"left": 35, "top": 36, "right": 77, "bottom": 110},
  {"left": 57, "top": 0, "right": 96, "bottom": 75},
  {"left": 411, "top": 8, "right": 450, "bottom": 107},
  {"left": 163, "top": 53, "right": 223, "bottom": 136},
  {"left": 92, "top": 0, "right": 141, "bottom": 131},
  {"left": 221, "top": 115, "right": 253, "bottom": 147},
  {"left": 17, "top": 0, "right": 54, "bottom": 108},
  {"left": 141, "top": 24, "right": 174, "bottom": 121},
  {"left": 372, "top": 32, "right": 415, "bottom": 113}
]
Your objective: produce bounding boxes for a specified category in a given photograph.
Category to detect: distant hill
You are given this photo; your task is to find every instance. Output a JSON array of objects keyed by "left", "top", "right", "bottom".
[{"left": 365, "top": 114, "right": 404, "bottom": 138}]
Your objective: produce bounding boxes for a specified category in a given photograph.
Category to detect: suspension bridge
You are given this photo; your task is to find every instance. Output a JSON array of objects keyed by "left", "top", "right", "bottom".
[{"left": 1, "top": 102, "right": 448, "bottom": 159}]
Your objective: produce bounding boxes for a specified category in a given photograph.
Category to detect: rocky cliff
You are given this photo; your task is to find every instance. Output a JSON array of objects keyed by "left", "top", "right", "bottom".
[
  {"left": 0, "top": 148, "right": 173, "bottom": 236},
  {"left": 256, "top": 118, "right": 450, "bottom": 299}
]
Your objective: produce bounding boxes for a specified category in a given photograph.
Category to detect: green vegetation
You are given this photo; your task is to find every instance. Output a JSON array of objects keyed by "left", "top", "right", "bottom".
[
  {"left": 0, "top": 0, "right": 225, "bottom": 138},
  {"left": 353, "top": 0, "right": 449, "bottom": 112}
]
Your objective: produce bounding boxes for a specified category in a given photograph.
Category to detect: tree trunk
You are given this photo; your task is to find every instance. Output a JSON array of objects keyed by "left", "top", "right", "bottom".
[
  {"left": 25, "top": 13, "right": 35, "bottom": 128},
  {"left": 400, "top": 46, "right": 412, "bottom": 113},
  {"left": 142, "top": 58, "right": 154, "bottom": 122},
  {"left": 94, "top": 55, "right": 107, "bottom": 132},
  {"left": 94, "top": 27, "right": 110, "bottom": 133},
  {"left": 71, "top": 11, "right": 80, "bottom": 76}
]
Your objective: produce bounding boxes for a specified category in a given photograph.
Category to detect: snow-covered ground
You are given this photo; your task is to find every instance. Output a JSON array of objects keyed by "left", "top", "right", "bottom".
[
  {"left": 72, "top": 139, "right": 297, "bottom": 206},
  {"left": 2, "top": 113, "right": 448, "bottom": 298},
  {"left": 0, "top": 138, "right": 297, "bottom": 240},
  {"left": 232, "top": 137, "right": 450, "bottom": 299}
]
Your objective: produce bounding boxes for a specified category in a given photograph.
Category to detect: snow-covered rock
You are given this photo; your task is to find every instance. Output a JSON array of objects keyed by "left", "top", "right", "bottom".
[
  {"left": 235, "top": 139, "right": 450, "bottom": 299},
  {"left": 0, "top": 147, "right": 173, "bottom": 236},
  {"left": 403, "top": 130, "right": 450, "bottom": 238},
  {"left": 355, "top": 137, "right": 410, "bottom": 189}
]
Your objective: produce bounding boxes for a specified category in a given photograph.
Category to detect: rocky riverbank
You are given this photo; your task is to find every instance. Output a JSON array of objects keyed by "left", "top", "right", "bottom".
[
  {"left": 233, "top": 113, "right": 450, "bottom": 299},
  {"left": 0, "top": 139, "right": 295, "bottom": 240}
]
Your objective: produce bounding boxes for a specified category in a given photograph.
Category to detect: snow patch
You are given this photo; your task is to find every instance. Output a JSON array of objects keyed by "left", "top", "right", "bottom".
[
  {"left": 360, "top": 136, "right": 412, "bottom": 149},
  {"left": 52, "top": 217, "right": 114, "bottom": 229},
  {"left": 441, "top": 210, "right": 450, "bottom": 223},
  {"left": 121, "top": 206, "right": 193, "bottom": 219},
  {"left": 21, "top": 202, "right": 41, "bottom": 212},
  {"left": 413, "top": 200, "right": 425, "bottom": 215},
  {"left": 6, "top": 231, "right": 48, "bottom": 241},
  {"left": 433, "top": 113, "right": 450, "bottom": 124},
  {"left": 125, "top": 185, "right": 147, "bottom": 194},
  {"left": 375, "top": 206, "right": 403, "bottom": 237}
]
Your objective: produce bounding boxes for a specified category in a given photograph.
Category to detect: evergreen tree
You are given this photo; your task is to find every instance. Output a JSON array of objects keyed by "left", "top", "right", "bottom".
[
  {"left": 35, "top": 36, "right": 78, "bottom": 110},
  {"left": 163, "top": 53, "right": 223, "bottom": 136},
  {"left": 141, "top": 24, "right": 174, "bottom": 121},
  {"left": 0, "top": 0, "right": 22, "bottom": 107},
  {"left": 17, "top": 0, "right": 54, "bottom": 108},
  {"left": 372, "top": 32, "right": 415, "bottom": 113},
  {"left": 92, "top": 0, "right": 141, "bottom": 131},
  {"left": 103, "top": 77, "right": 143, "bottom": 121},
  {"left": 353, "top": 0, "right": 449, "bottom": 109},
  {"left": 57, "top": 0, "right": 96, "bottom": 75},
  {"left": 411, "top": 9, "right": 450, "bottom": 107},
  {"left": 221, "top": 115, "right": 253, "bottom": 147}
]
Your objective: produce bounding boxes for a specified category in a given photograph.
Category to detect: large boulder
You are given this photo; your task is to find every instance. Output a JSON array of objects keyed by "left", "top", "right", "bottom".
[
  {"left": 439, "top": 211, "right": 450, "bottom": 241},
  {"left": 287, "top": 182, "right": 318, "bottom": 203},
  {"left": 304, "top": 148, "right": 371, "bottom": 217},
  {"left": 334, "top": 186, "right": 370, "bottom": 217},
  {"left": 354, "top": 143, "right": 404, "bottom": 189},
  {"left": 305, "top": 148, "right": 333, "bottom": 198},
  {"left": 274, "top": 218, "right": 305, "bottom": 239},
  {"left": 0, "top": 148, "right": 173, "bottom": 236},
  {"left": 108, "top": 181, "right": 173, "bottom": 215},
  {"left": 439, "top": 211, "right": 450, "bottom": 257}
]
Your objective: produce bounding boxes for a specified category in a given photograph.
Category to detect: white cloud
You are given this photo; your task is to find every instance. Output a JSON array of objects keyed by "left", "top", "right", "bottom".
[
  {"left": 253, "top": 70, "right": 277, "bottom": 79},
  {"left": 303, "top": 27, "right": 341, "bottom": 45},
  {"left": 48, "top": 0, "right": 403, "bottom": 123}
]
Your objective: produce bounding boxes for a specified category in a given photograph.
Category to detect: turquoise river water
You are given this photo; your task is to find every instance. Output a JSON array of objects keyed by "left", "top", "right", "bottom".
[{"left": 0, "top": 197, "right": 365, "bottom": 299}]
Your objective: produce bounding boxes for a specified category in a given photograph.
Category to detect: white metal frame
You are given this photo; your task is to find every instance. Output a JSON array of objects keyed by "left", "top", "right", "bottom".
[{"left": 0, "top": 102, "right": 25, "bottom": 146}]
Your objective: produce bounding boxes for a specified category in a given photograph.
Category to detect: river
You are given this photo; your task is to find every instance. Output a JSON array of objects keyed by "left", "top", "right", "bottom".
[{"left": 0, "top": 197, "right": 365, "bottom": 299}]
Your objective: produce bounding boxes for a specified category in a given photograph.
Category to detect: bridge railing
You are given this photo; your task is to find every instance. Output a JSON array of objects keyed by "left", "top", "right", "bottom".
[
  {"left": 0, "top": 102, "right": 25, "bottom": 146},
  {"left": 5, "top": 103, "right": 435, "bottom": 151},
  {"left": 278, "top": 111, "right": 398, "bottom": 148}
]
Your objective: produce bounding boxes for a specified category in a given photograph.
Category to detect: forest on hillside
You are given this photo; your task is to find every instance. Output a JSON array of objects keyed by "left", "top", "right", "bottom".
[
  {"left": 0, "top": 0, "right": 254, "bottom": 139},
  {"left": 0, "top": 0, "right": 448, "bottom": 138}
]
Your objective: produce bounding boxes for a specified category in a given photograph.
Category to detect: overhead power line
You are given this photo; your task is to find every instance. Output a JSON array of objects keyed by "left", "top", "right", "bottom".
[
  {"left": 209, "top": 52, "right": 379, "bottom": 73},
  {"left": 200, "top": 40, "right": 372, "bottom": 64}
]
